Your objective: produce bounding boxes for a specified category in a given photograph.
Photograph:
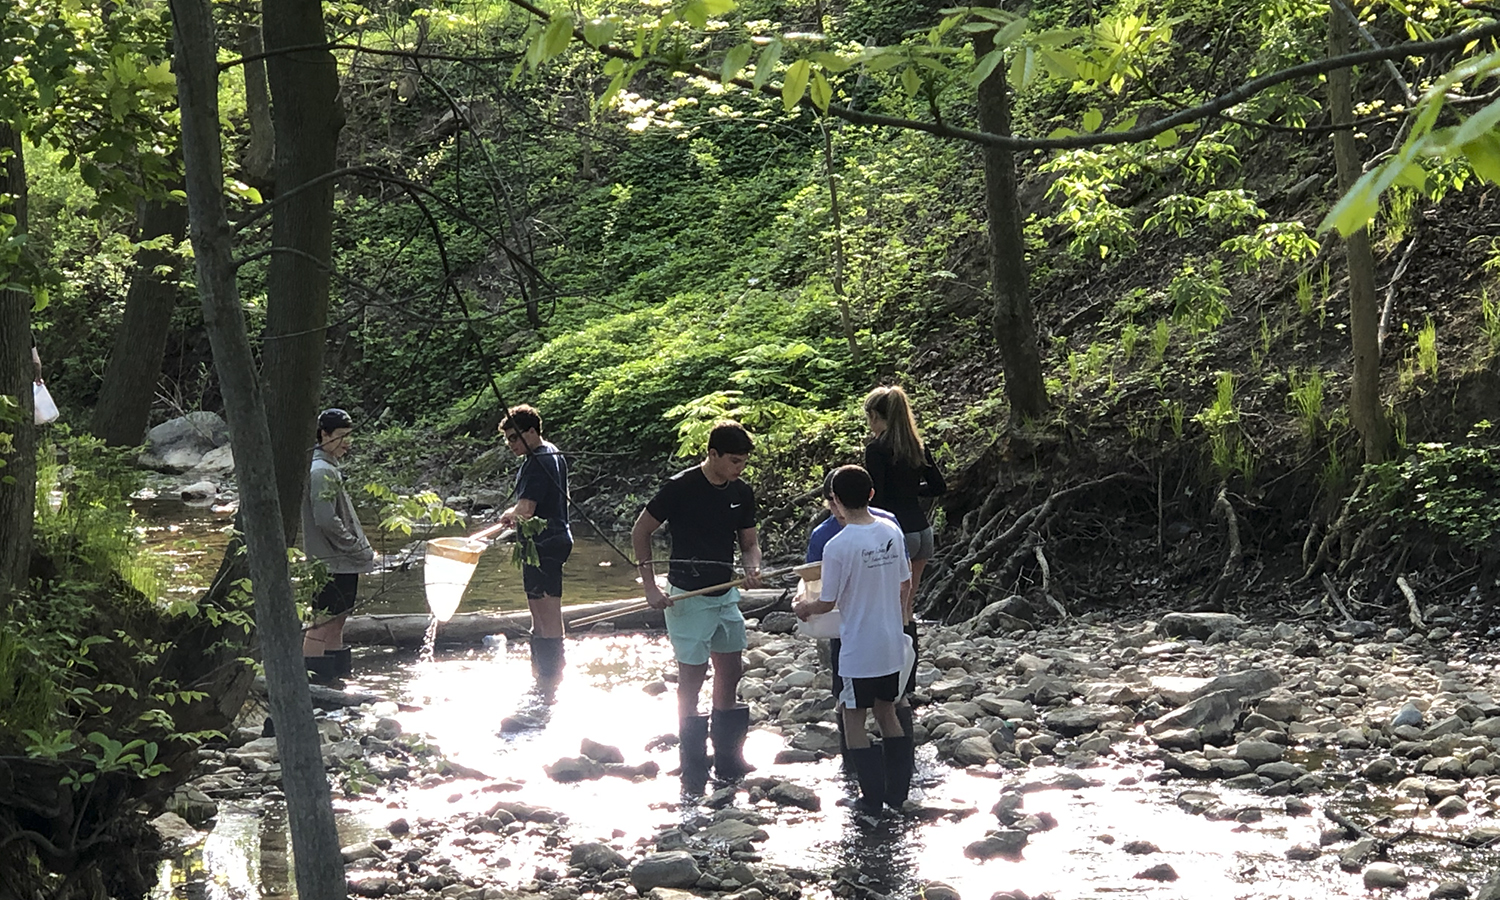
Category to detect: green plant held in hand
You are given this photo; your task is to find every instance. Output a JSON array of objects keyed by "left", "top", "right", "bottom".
[{"left": 512, "top": 516, "right": 549, "bottom": 570}]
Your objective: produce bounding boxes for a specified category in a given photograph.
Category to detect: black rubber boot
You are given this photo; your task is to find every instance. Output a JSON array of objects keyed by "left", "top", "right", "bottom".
[
  {"left": 330, "top": 647, "right": 353, "bottom": 676},
  {"left": 530, "top": 637, "right": 565, "bottom": 679},
  {"left": 304, "top": 654, "right": 337, "bottom": 681},
  {"left": 710, "top": 706, "right": 754, "bottom": 783},
  {"left": 849, "top": 745, "right": 885, "bottom": 813},
  {"left": 883, "top": 736, "right": 914, "bottom": 808},
  {"left": 678, "top": 715, "right": 711, "bottom": 795}
]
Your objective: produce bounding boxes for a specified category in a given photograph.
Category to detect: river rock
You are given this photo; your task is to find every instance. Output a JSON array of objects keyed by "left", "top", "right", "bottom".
[
  {"left": 192, "top": 444, "right": 235, "bottom": 476},
  {"left": 1234, "top": 740, "right": 1284, "bottom": 765},
  {"left": 348, "top": 872, "right": 398, "bottom": 897},
  {"left": 790, "top": 723, "right": 842, "bottom": 755},
  {"left": 1122, "top": 840, "right": 1159, "bottom": 854},
  {"left": 1153, "top": 728, "right": 1203, "bottom": 751},
  {"left": 760, "top": 611, "right": 799, "bottom": 634},
  {"left": 546, "top": 756, "right": 604, "bottom": 782},
  {"left": 919, "top": 883, "right": 961, "bottom": 900},
  {"left": 630, "top": 851, "right": 702, "bottom": 891},
  {"left": 341, "top": 841, "right": 385, "bottom": 863},
  {"left": 1134, "top": 863, "right": 1178, "bottom": 881},
  {"left": 1435, "top": 795, "right": 1470, "bottom": 818},
  {"left": 373, "top": 717, "right": 403, "bottom": 741},
  {"left": 179, "top": 480, "right": 218, "bottom": 500},
  {"left": 1158, "top": 612, "right": 1244, "bottom": 640},
  {"left": 1364, "top": 862, "right": 1408, "bottom": 889},
  {"left": 1255, "top": 691, "right": 1304, "bottom": 722},
  {"left": 149, "top": 811, "right": 203, "bottom": 845},
  {"left": 973, "top": 596, "right": 1036, "bottom": 635},
  {"left": 954, "top": 735, "right": 999, "bottom": 766},
  {"left": 1043, "top": 705, "right": 1129, "bottom": 735},
  {"left": 580, "top": 738, "right": 625, "bottom": 763},
  {"left": 965, "top": 830, "right": 1028, "bottom": 859},
  {"left": 1431, "top": 881, "right": 1472, "bottom": 899},
  {"left": 1149, "top": 689, "right": 1241, "bottom": 744},
  {"left": 571, "top": 841, "right": 628, "bottom": 871},
  {"left": 768, "top": 781, "right": 821, "bottom": 811},
  {"left": 166, "top": 786, "right": 218, "bottom": 826},
  {"left": 699, "top": 818, "right": 767, "bottom": 843},
  {"left": 140, "top": 411, "right": 230, "bottom": 472}
]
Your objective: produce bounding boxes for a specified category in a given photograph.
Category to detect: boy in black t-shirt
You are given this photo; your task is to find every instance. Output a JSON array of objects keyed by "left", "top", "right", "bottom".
[
  {"left": 499, "top": 405, "right": 572, "bottom": 678},
  {"left": 631, "top": 422, "right": 764, "bottom": 794}
]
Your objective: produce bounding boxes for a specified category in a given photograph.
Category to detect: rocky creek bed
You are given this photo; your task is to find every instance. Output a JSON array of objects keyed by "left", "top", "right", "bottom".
[{"left": 151, "top": 607, "right": 1500, "bottom": 900}]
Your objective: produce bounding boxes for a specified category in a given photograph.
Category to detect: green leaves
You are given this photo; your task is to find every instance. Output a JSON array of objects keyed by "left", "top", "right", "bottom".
[
  {"left": 782, "top": 59, "right": 811, "bottom": 111},
  {"left": 721, "top": 43, "right": 753, "bottom": 83}
]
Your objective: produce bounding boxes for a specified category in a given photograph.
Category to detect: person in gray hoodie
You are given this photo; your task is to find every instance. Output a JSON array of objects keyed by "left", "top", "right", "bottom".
[{"left": 302, "top": 408, "right": 375, "bottom": 677}]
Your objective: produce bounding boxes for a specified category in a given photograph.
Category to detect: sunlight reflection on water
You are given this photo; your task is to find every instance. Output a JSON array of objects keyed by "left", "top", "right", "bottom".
[{"left": 155, "top": 631, "right": 1382, "bottom": 900}]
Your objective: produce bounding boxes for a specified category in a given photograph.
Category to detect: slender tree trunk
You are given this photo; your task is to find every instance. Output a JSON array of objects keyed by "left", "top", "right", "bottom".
[
  {"left": 240, "top": 19, "right": 274, "bottom": 185},
  {"left": 0, "top": 122, "right": 36, "bottom": 600},
  {"left": 1329, "top": 9, "right": 1389, "bottom": 463},
  {"left": 261, "top": 0, "right": 345, "bottom": 543},
  {"left": 820, "top": 122, "right": 862, "bottom": 366},
  {"left": 974, "top": 13, "right": 1047, "bottom": 422},
  {"left": 90, "top": 196, "right": 188, "bottom": 446},
  {"left": 170, "top": 4, "right": 346, "bottom": 900}
]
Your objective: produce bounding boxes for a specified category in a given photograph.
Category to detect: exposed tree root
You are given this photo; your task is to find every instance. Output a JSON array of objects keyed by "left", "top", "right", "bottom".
[
  {"left": 1204, "top": 485, "right": 1242, "bottom": 610},
  {"left": 1396, "top": 575, "right": 1424, "bottom": 630},
  {"left": 922, "top": 472, "right": 1136, "bottom": 622}
]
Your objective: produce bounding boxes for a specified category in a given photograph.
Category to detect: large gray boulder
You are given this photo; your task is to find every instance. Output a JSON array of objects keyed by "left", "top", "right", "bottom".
[
  {"left": 1148, "top": 689, "right": 1242, "bottom": 744},
  {"left": 139, "top": 412, "right": 231, "bottom": 473},
  {"left": 1158, "top": 612, "right": 1245, "bottom": 640}
]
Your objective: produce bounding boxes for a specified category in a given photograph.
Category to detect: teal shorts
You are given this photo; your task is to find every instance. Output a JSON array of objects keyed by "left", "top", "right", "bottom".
[{"left": 663, "top": 585, "right": 747, "bottom": 665}]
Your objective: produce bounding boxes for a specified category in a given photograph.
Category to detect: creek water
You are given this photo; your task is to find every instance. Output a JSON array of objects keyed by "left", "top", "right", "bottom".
[
  {"left": 140, "top": 503, "right": 1477, "bottom": 900},
  {"left": 153, "top": 635, "right": 1362, "bottom": 900},
  {"left": 132, "top": 499, "right": 643, "bottom": 614}
]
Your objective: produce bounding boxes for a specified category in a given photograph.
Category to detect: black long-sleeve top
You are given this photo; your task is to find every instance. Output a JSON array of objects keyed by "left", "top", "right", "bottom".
[{"left": 864, "top": 438, "right": 947, "bottom": 533}]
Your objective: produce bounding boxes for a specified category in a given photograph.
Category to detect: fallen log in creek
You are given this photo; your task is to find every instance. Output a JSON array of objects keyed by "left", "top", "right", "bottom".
[{"left": 343, "top": 588, "right": 790, "bottom": 647}]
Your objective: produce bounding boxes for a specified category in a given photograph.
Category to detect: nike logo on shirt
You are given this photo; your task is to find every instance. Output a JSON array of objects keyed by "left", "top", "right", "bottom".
[{"left": 730, "top": 503, "right": 742, "bottom": 508}]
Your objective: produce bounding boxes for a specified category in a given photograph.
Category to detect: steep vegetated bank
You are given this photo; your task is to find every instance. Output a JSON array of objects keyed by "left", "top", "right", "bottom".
[{"left": 23, "top": 0, "right": 1500, "bottom": 686}]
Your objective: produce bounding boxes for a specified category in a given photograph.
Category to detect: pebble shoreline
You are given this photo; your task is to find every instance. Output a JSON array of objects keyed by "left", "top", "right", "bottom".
[{"left": 154, "top": 605, "right": 1500, "bottom": 900}]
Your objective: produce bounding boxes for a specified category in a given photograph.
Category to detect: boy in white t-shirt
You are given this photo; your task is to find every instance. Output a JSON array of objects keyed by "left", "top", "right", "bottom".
[{"left": 794, "top": 465, "right": 913, "bottom": 812}]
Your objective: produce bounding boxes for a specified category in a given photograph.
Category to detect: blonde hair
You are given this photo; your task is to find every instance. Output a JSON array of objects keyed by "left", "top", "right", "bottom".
[{"left": 863, "top": 385, "right": 925, "bottom": 468}]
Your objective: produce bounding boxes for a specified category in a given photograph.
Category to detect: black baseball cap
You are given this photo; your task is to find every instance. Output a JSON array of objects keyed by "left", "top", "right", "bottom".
[{"left": 318, "top": 408, "right": 354, "bottom": 433}]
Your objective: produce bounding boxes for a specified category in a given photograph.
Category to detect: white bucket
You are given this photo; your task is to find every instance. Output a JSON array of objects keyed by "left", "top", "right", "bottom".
[{"left": 425, "top": 537, "right": 486, "bottom": 622}]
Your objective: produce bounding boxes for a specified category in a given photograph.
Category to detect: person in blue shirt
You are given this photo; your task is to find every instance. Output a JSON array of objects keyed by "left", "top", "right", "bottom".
[{"left": 805, "top": 469, "right": 918, "bottom": 795}]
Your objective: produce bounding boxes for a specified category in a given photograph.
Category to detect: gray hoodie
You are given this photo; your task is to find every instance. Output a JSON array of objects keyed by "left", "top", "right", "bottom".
[{"left": 302, "top": 448, "right": 375, "bottom": 574}]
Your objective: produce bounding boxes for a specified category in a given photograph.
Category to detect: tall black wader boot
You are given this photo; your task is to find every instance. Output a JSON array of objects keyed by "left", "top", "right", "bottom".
[
  {"left": 883, "top": 735, "right": 914, "bottom": 808},
  {"left": 710, "top": 706, "right": 753, "bottom": 782},
  {"left": 530, "top": 637, "right": 565, "bottom": 679},
  {"left": 678, "top": 715, "right": 711, "bottom": 795},
  {"left": 848, "top": 745, "right": 885, "bottom": 813}
]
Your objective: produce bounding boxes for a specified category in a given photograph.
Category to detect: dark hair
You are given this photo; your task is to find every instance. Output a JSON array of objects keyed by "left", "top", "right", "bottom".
[
  {"left": 863, "top": 385, "right": 925, "bottom": 468},
  {"left": 707, "top": 421, "right": 754, "bottom": 455},
  {"left": 502, "top": 404, "right": 543, "bottom": 437},
  {"left": 830, "top": 465, "right": 873, "bottom": 510},
  {"left": 317, "top": 408, "right": 354, "bottom": 436}
]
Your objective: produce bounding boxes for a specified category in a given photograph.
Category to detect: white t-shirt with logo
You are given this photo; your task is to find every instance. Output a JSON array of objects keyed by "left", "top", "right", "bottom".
[{"left": 823, "top": 518, "right": 912, "bottom": 679}]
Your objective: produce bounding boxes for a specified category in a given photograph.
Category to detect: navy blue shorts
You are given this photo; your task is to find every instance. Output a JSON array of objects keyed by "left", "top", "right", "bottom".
[
  {"left": 522, "top": 537, "right": 572, "bottom": 600},
  {"left": 313, "top": 573, "right": 359, "bottom": 616}
]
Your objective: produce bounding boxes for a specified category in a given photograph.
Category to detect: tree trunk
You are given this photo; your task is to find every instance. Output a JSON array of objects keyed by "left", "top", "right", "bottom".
[
  {"left": 171, "top": 4, "right": 346, "bottom": 900},
  {"left": 974, "top": 12, "right": 1048, "bottom": 423},
  {"left": 821, "top": 122, "right": 862, "bottom": 366},
  {"left": 1329, "top": 7, "right": 1389, "bottom": 463},
  {"left": 0, "top": 121, "right": 36, "bottom": 600},
  {"left": 261, "top": 0, "right": 345, "bottom": 544},
  {"left": 240, "top": 20, "right": 275, "bottom": 185},
  {"left": 90, "top": 196, "right": 188, "bottom": 447}
]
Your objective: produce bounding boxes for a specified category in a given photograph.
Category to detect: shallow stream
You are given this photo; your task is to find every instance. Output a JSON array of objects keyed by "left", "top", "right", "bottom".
[{"left": 140, "top": 503, "right": 1491, "bottom": 900}]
